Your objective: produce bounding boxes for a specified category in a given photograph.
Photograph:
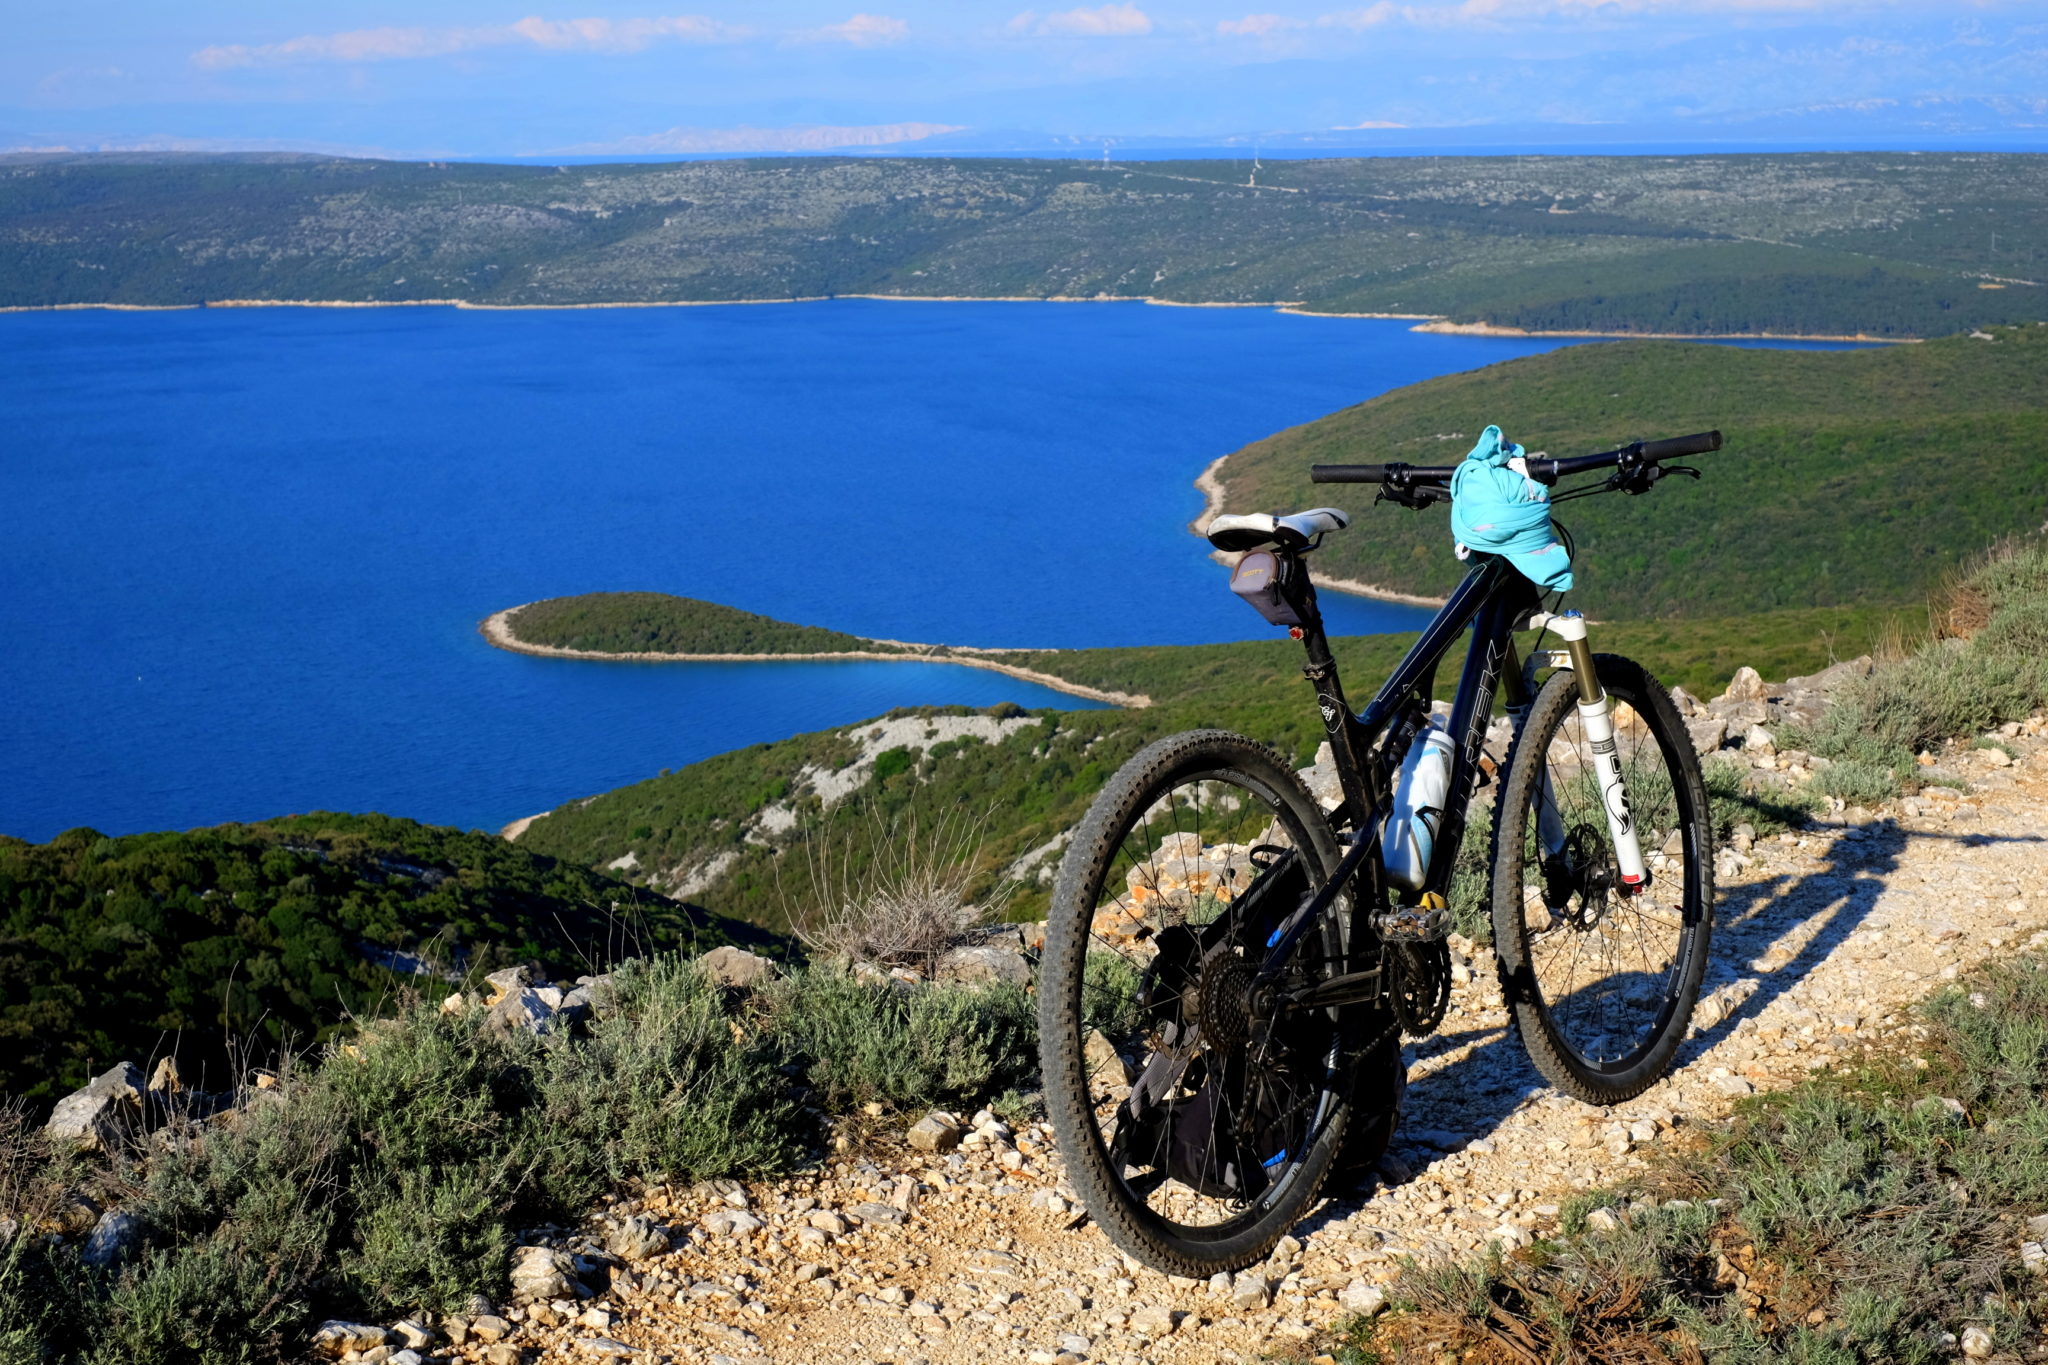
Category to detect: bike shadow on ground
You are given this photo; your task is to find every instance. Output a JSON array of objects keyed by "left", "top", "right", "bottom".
[{"left": 1299, "top": 816, "right": 2046, "bottom": 1238}]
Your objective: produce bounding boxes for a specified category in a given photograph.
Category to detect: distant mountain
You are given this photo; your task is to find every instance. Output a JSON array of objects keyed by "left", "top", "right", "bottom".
[
  {"left": 2, "top": 151, "right": 2043, "bottom": 337},
  {"left": 556, "top": 121, "right": 965, "bottom": 156}
]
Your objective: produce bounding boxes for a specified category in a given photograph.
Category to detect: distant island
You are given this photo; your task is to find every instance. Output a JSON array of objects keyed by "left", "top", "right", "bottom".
[
  {"left": 3, "top": 151, "right": 2043, "bottom": 338},
  {"left": 483, "top": 592, "right": 1152, "bottom": 707}
]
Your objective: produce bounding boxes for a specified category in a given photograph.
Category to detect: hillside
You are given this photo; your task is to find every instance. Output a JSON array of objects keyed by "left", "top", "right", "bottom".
[
  {"left": 1213, "top": 326, "right": 2048, "bottom": 618},
  {"left": 514, "top": 602, "right": 1901, "bottom": 929},
  {"left": 0, "top": 813, "right": 775, "bottom": 1104},
  {"left": 3, "top": 152, "right": 2044, "bottom": 336}
]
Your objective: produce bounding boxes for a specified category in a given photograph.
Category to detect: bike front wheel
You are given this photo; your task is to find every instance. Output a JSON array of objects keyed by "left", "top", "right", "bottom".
[
  {"left": 1038, "top": 729, "right": 1381, "bottom": 1276},
  {"left": 1491, "top": 654, "right": 1715, "bottom": 1105}
]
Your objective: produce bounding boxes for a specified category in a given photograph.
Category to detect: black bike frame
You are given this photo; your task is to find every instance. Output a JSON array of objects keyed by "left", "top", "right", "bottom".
[{"left": 1257, "top": 550, "right": 1542, "bottom": 1003}]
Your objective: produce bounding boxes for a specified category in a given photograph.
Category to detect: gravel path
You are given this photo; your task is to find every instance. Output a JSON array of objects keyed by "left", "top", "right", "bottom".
[{"left": 411, "top": 729, "right": 2047, "bottom": 1365}]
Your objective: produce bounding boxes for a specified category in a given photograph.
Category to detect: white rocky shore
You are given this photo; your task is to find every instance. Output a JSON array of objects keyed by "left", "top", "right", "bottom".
[{"left": 186, "top": 676, "right": 2048, "bottom": 1365}]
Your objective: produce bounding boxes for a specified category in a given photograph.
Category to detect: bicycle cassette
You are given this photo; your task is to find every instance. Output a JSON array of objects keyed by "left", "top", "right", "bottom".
[{"left": 1374, "top": 891, "right": 1451, "bottom": 944}]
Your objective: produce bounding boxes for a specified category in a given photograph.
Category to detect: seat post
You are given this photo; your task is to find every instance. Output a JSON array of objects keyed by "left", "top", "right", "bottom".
[{"left": 1285, "top": 562, "right": 1372, "bottom": 826}]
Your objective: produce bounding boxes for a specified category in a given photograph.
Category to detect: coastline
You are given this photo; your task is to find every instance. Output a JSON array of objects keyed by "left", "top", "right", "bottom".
[
  {"left": 1188, "top": 453, "right": 1449, "bottom": 609},
  {"left": 0, "top": 294, "right": 1926, "bottom": 343},
  {"left": 500, "top": 811, "right": 549, "bottom": 842},
  {"left": 1409, "top": 319, "right": 1915, "bottom": 344},
  {"left": 478, "top": 607, "right": 1151, "bottom": 709}
]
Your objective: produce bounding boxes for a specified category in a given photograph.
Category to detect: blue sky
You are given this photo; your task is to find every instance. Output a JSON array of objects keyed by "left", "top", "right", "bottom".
[{"left": 6, "top": 1, "right": 2045, "bottom": 156}]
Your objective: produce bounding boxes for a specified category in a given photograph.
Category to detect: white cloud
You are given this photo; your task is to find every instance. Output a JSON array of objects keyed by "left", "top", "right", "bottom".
[
  {"left": 507, "top": 16, "right": 735, "bottom": 50},
  {"left": 1217, "top": 13, "right": 1309, "bottom": 35},
  {"left": 801, "top": 14, "right": 911, "bottom": 46},
  {"left": 1010, "top": 4, "right": 1155, "bottom": 37},
  {"left": 1316, "top": 3, "right": 1400, "bottom": 28},
  {"left": 193, "top": 14, "right": 746, "bottom": 69}
]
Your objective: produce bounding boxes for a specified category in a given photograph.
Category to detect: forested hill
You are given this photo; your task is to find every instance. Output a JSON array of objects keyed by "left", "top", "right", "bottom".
[
  {"left": 3, "top": 151, "right": 2044, "bottom": 337},
  {"left": 1215, "top": 326, "right": 2048, "bottom": 618},
  {"left": 0, "top": 813, "right": 777, "bottom": 1104}
]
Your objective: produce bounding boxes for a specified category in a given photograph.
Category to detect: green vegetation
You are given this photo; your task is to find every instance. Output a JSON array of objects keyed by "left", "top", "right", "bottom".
[
  {"left": 0, "top": 813, "right": 774, "bottom": 1107},
  {"left": 517, "top": 599, "right": 1897, "bottom": 930},
  {"left": 3, "top": 152, "right": 2043, "bottom": 336},
  {"left": 1339, "top": 949, "right": 2048, "bottom": 1365},
  {"left": 1217, "top": 327, "right": 2048, "bottom": 619},
  {"left": 504, "top": 592, "right": 903, "bottom": 656},
  {"left": 1784, "top": 536, "right": 2048, "bottom": 801},
  {"left": 0, "top": 956, "right": 1034, "bottom": 1363}
]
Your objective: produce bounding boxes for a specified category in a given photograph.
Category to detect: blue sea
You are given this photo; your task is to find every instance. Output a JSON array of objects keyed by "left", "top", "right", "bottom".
[{"left": 0, "top": 302, "right": 1862, "bottom": 843}]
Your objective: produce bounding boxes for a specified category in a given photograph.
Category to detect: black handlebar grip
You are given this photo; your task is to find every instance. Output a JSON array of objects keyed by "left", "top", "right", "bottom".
[
  {"left": 1310, "top": 464, "right": 1389, "bottom": 483},
  {"left": 1639, "top": 430, "right": 1722, "bottom": 461}
]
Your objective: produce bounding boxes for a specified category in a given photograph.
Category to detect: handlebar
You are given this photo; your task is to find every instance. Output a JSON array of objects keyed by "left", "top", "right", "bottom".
[{"left": 1310, "top": 430, "right": 1722, "bottom": 488}]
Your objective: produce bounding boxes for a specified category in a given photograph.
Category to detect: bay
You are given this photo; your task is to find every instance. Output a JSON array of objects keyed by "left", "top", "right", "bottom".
[{"left": 0, "top": 301, "right": 1859, "bottom": 842}]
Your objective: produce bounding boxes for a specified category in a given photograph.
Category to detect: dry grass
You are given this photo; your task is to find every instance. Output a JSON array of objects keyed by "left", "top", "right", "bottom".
[{"left": 787, "top": 799, "right": 1015, "bottom": 973}]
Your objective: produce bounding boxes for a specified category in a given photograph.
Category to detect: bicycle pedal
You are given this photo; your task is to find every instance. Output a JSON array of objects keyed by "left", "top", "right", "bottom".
[{"left": 1373, "top": 893, "right": 1450, "bottom": 944}]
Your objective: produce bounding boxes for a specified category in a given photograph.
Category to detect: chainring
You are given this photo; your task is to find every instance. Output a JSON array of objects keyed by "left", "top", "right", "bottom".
[{"left": 1390, "top": 939, "right": 1451, "bottom": 1035}]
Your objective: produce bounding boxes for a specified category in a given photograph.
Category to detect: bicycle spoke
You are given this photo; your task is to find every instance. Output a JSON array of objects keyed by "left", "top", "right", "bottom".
[{"left": 1512, "top": 672, "right": 1701, "bottom": 1080}]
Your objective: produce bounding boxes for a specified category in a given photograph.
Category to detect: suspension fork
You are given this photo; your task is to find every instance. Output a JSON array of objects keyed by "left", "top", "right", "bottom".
[{"left": 1528, "top": 610, "right": 1648, "bottom": 890}]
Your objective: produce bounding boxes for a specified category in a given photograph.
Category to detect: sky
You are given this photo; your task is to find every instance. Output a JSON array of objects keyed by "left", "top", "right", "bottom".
[{"left": 5, "top": 1, "right": 2046, "bottom": 157}]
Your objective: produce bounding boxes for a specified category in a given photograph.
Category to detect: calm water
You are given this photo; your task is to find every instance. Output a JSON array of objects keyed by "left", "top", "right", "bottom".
[{"left": 0, "top": 302, "right": 1855, "bottom": 842}]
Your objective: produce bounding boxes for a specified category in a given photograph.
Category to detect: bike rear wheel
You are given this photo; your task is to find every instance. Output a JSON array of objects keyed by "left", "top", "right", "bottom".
[
  {"left": 1038, "top": 730, "right": 1382, "bottom": 1276},
  {"left": 1490, "top": 654, "right": 1714, "bottom": 1105}
]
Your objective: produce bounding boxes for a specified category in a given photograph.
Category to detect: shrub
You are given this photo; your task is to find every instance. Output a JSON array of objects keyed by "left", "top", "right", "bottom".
[
  {"left": 764, "top": 966, "right": 1036, "bottom": 1111},
  {"left": 529, "top": 956, "right": 799, "bottom": 1201},
  {"left": 0, "top": 951, "right": 1046, "bottom": 1363},
  {"left": 1701, "top": 756, "right": 1820, "bottom": 840},
  {"left": 1809, "top": 757, "right": 1901, "bottom": 806},
  {"left": 1799, "top": 536, "right": 2048, "bottom": 768}
]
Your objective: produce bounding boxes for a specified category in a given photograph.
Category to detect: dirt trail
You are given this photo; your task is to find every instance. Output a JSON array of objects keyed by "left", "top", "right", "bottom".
[{"left": 435, "top": 733, "right": 2048, "bottom": 1365}]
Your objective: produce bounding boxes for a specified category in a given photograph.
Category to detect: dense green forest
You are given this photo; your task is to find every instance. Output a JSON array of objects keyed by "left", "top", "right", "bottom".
[
  {"left": 503, "top": 592, "right": 906, "bottom": 655},
  {"left": 1215, "top": 326, "right": 2048, "bottom": 617},
  {"left": 0, "top": 813, "right": 772, "bottom": 1104},
  {"left": 2, "top": 151, "right": 2043, "bottom": 336},
  {"left": 515, "top": 600, "right": 1902, "bottom": 930}
]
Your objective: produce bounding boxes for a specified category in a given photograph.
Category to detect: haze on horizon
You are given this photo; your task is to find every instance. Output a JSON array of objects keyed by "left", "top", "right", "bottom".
[{"left": 6, "top": 0, "right": 2045, "bottom": 158}]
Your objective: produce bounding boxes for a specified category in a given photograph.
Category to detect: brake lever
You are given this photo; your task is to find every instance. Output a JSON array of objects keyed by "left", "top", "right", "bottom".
[
  {"left": 1607, "top": 457, "right": 1701, "bottom": 496},
  {"left": 1373, "top": 465, "right": 1451, "bottom": 511}
]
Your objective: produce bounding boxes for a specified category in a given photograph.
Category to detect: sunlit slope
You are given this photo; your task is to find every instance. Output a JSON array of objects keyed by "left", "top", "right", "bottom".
[{"left": 1214, "top": 327, "right": 2048, "bottom": 618}]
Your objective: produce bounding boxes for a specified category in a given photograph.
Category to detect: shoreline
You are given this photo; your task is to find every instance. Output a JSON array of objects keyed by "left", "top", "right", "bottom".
[
  {"left": 1188, "top": 453, "right": 1450, "bottom": 609},
  {"left": 0, "top": 294, "right": 1927, "bottom": 342},
  {"left": 478, "top": 607, "right": 1150, "bottom": 709},
  {"left": 1409, "top": 318, "right": 1915, "bottom": 344},
  {"left": 500, "top": 811, "right": 549, "bottom": 842}
]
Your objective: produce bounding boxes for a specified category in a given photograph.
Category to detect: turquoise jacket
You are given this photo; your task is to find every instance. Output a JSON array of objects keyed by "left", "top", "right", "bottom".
[{"left": 1448, "top": 425, "right": 1574, "bottom": 592}]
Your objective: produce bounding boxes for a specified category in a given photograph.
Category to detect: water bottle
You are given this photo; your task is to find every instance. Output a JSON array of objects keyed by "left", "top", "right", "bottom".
[{"left": 1383, "top": 722, "right": 1454, "bottom": 891}]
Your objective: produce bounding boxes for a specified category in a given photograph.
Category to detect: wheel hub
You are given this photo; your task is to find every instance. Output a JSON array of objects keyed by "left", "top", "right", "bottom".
[{"left": 1558, "top": 824, "right": 1615, "bottom": 930}]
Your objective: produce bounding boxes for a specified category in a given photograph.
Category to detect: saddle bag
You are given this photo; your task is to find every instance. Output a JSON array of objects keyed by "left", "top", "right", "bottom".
[{"left": 1229, "top": 550, "right": 1304, "bottom": 627}]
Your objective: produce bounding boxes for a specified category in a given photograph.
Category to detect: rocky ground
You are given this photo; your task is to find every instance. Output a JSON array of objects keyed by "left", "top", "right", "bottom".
[{"left": 306, "top": 695, "right": 2048, "bottom": 1365}]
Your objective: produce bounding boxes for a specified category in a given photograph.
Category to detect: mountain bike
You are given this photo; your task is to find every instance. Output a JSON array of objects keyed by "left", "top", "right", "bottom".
[{"left": 1037, "top": 430, "right": 1724, "bottom": 1275}]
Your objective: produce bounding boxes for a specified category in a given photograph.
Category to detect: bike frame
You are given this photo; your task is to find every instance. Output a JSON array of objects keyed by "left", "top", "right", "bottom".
[{"left": 1257, "top": 550, "right": 1544, "bottom": 1008}]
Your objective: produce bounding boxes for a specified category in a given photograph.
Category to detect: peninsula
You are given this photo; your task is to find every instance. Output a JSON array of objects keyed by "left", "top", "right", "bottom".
[{"left": 482, "top": 592, "right": 1151, "bottom": 708}]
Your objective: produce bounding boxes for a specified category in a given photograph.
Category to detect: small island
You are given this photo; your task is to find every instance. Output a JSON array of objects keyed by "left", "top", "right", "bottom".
[{"left": 481, "top": 591, "right": 1151, "bottom": 707}]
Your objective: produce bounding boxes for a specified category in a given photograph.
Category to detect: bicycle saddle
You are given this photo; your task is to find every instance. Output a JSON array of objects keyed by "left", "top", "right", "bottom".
[{"left": 1206, "top": 507, "right": 1350, "bottom": 552}]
